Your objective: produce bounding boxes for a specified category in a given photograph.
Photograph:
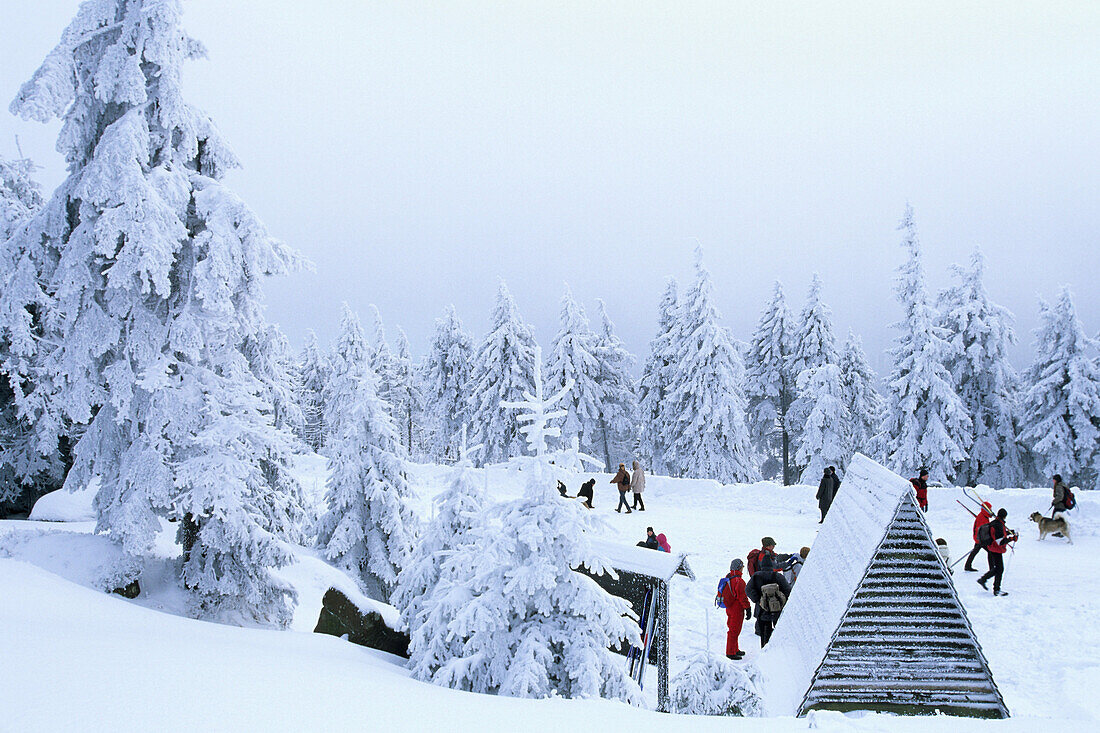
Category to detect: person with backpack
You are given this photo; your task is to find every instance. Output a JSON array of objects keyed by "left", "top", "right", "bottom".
[
  {"left": 964, "top": 501, "right": 994, "bottom": 572},
  {"left": 745, "top": 563, "right": 792, "bottom": 647},
  {"left": 630, "top": 460, "right": 647, "bottom": 511},
  {"left": 816, "top": 466, "right": 840, "bottom": 523},
  {"left": 611, "top": 463, "right": 632, "bottom": 513},
  {"left": 1051, "top": 474, "right": 1075, "bottom": 517},
  {"left": 716, "top": 559, "right": 752, "bottom": 660},
  {"left": 783, "top": 547, "right": 810, "bottom": 585},
  {"left": 910, "top": 468, "right": 930, "bottom": 511},
  {"left": 747, "top": 537, "right": 779, "bottom": 576},
  {"left": 977, "top": 508, "right": 1017, "bottom": 597}
]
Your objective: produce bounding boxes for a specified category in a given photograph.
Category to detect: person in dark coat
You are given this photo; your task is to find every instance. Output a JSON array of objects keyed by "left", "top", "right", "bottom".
[
  {"left": 816, "top": 466, "right": 840, "bottom": 523},
  {"left": 577, "top": 479, "right": 595, "bottom": 509},
  {"left": 611, "top": 463, "right": 632, "bottom": 513},
  {"left": 909, "top": 468, "right": 929, "bottom": 511},
  {"left": 636, "top": 526, "right": 659, "bottom": 550},
  {"left": 721, "top": 559, "right": 752, "bottom": 659},
  {"left": 977, "top": 508, "right": 1016, "bottom": 596},
  {"left": 745, "top": 566, "right": 792, "bottom": 647},
  {"left": 964, "top": 501, "right": 993, "bottom": 572},
  {"left": 1051, "top": 474, "right": 1069, "bottom": 516}
]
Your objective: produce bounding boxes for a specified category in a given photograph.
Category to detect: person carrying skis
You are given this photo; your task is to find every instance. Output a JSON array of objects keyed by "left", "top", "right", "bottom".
[
  {"left": 719, "top": 559, "right": 752, "bottom": 660},
  {"left": 745, "top": 562, "right": 792, "bottom": 647},
  {"left": 910, "top": 468, "right": 930, "bottom": 511},
  {"left": 977, "top": 508, "right": 1017, "bottom": 596},
  {"left": 816, "top": 466, "right": 840, "bottom": 523},
  {"left": 964, "top": 501, "right": 994, "bottom": 572},
  {"left": 611, "top": 463, "right": 632, "bottom": 513}
]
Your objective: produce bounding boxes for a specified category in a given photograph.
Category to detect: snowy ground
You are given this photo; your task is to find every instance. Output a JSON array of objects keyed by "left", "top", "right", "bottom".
[{"left": 1, "top": 454, "right": 1095, "bottom": 731}]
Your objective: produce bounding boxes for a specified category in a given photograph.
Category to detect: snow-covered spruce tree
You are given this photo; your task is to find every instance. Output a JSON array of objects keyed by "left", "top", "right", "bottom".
[
  {"left": 317, "top": 305, "right": 416, "bottom": 600},
  {"left": 0, "top": 154, "right": 42, "bottom": 240},
  {"left": 878, "top": 206, "right": 971, "bottom": 484},
  {"left": 592, "top": 299, "right": 639, "bottom": 470},
  {"left": 9, "top": 0, "right": 305, "bottom": 623},
  {"left": 637, "top": 278, "right": 682, "bottom": 475},
  {"left": 664, "top": 248, "right": 760, "bottom": 483},
  {"left": 423, "top": 305, "right": 474, "bottom": 462},
  {"left": 938, "top": 249, "right": 1025, "bottom": 488},
  {"left": 416, "top": 363, "right": 642, "bottom": 702},
  {"left": 244, "top": 324, "right": 305, "bottom": 443},
  {"left": 544, "top": 284, "right": 603, "bottom": 457},
  {"left": 392, "top": 327, "right": 424, "bottom": 457},
  {"left": 788, "top": 364, "right": 852, "bottom": 482},
  {"left": 466, "top": 281, "right": 538, "bottom": 465},
  {"left": 838, "top": 330, "right": 885, "bottom": 457},
  {"left": 745, "top": 281, "right": 796, "bottom": 483},
  {"left": 368, "top": 304, "right": 401, "bottom": 414},
  {"left": 1018, "top": 288, "right": 1100, "bottom": 490},
  {"left": 790, "top": 273, "right": 839, "bottom": 377},
  {"left": 670, "top": 651, "right": 764, "bottom": 717},
  {"left": 297, "top": 330, "right": 328, "bottom": 451}
]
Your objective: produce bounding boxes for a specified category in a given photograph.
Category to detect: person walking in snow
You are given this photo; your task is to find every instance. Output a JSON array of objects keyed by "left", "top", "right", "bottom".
[
  {"left": 611, "top": 463, "right": 632, "bottom": 513},
  {"left": 746, "top": 563, "right": 792, "bottom": 647},
  {"left": 1051, "top": 474, "right": 1070, "bottom": 517},
  {"left": 630, "top": 460, "right": 646, "bottom": 511},
  {"left": 816, "top": 466, "right": 840, "bottom": 523},
  {"left": 964, "top": 501, "right": 994, "bottom": 572},
  {"left": 720, "top": 559, "right": 752, "bottom": 660},
  {"left": 909, "top": 468, "right": 930, "bottom": 511},
  {"left": 977, "top": 508, "right": 1017, "bottom": 597},
  {"left": 637, "top": 527, "right": 659, "bottom": 550},
  {"left": 577, "top": 478, "right": 595, "bottom": 509}
]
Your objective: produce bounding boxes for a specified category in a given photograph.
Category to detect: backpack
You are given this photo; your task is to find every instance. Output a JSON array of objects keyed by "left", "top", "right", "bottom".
[
  {"left": 715, "top": 577, "right": 731, "bottom": 608},
  {"left": 760, "top": 583, "right": 786, "bottom": 614},
  {"left": 1064, "top": 487, "right": 1076, "bottom": 510},
  {"left": 746, "top": 548, "right": 762, "bottom": 576},
  {"left": 977, "top": 521, "right": 994, "bottom": 549}
]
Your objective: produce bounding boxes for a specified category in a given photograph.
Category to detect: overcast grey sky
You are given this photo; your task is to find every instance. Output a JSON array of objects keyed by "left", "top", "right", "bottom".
[{"left": 3, "top": 1, "right": 1098, "bottom": 375}]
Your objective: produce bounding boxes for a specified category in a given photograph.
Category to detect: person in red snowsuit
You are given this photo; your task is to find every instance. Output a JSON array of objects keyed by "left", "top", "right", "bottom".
[
  {"left": 909, "top": 468, "right": 929, "bottom": 511},
  {"left": 721, "top": 559, "right": 752, "bottom": 659},
  {"left": 964, "top": 501, "right": 993, "bottom": 572}
]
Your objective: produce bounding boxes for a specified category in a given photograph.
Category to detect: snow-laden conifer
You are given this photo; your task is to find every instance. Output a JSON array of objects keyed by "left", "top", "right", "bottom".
[
  {"left": 466, "top": 281, "right": 538, "bottom": 465},
  {"left": 838, "top": 331, "right": 885, "bottom": 457},
  {"left": 317, "top": 305, "right": 416, "bottom": 600},
  {"left": 297, "top": 330, "right": 328, "bottom": 451},
  {"left": 1019, "top": 288, "right": 1100, "bottom": 490},
  {"left": 544, "top": 284, "right": 603, "bottom": 457},
  {"left": 8, "top": 0, "right": 304, "bottom": 623},
  {"left": 423, "top": 305, "right": 474, "bottom": 462},
  {"left": 938, "top": 249, "right": 1025, "bottom": 487},
  {"left": 368, "top": 305, "right": 401, "bottom": 415},
  {"left": 637, "top": 279, "right": 682, "bottom": 475},
  {"left": 0, "top": 154, "right": 42, "bottom": 241},
  {"left": 392, "top": 327, "right": 423, "bottom": 456},
  {"left": 665, "top": 248, "right": 759, "bottom": 483},
  {"left": 745, "top": 281, "right": 796, "bottom": 483},
  {"left": 670, "top": 652, "right": 764, "bottom": 716},
  {"left": 878, "top": 206, "right": 972, "bottom": 483},
  {"left": 789, "top": 364, "right": 852, "bottom": 481},
  {"left": 790, "top": 274, "right": 839, "bottom": 377},
  {"left": 591, "top": 299, "right": 639, "bottom": 470}
]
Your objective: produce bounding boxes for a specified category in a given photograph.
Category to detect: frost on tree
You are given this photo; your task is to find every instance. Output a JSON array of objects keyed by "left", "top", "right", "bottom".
[
  {"left": 938, "top": 249, "right": 1025, "bottom": 488},
  {"left": 297, "top": 330, "right": 329, "bottom": 451},
  {"left": 788, "top": 364, "right": 852, "bottom": 482},
  {"left": 878, "top": 206, "right": 971, "bottom": 484},
  {"left": 317, "top": 305, "right": 416, "bottom": 601},
  {"left": 544, "top": 284, "right": 603, "bottom": 459},
  {"left": 8, "top": 0, "right": 305, "bottom": 624},
  {"left": 368, "top": 304, "right": 401, "bottom": 419},
  {"left": 838, "top": 331, "right": 885, "bottom": 459},
  {"left": 789, "top": 274, "right": 839, "bottom": 377},
  {"left": 745, "top": 281, "right": 796, "bottom": 483},
  {"left": 638, "top": 278, "right": 682, "bottom": 475},
  {"left": 466, "top": 281, "right": 538, "bottom": 465},
  {"left": 664, "top": 249, "right": 759, "bottom": 483},
  {"left": 392, "top": 327, "right": 424, "bottom": 457},
  {"left": 1019, "top": 288, "right": 1100, "bottom": 490},
  {"left": 422, "top": 305, "right": 473, "bottom": 462},
  {"left": 592, "top": 299, "right": 639, "bottom": 471}
]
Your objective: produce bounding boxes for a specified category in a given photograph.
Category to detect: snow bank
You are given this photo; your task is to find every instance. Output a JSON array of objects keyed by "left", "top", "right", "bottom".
[{"left": 28, "top": 480, "right": 97, "bottom": 522}]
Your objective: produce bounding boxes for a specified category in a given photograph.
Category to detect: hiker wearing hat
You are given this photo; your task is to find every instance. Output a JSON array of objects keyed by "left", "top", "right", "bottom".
[
  {"left": 720, "top": 559, "right": 752, "bottom": 659},
  {"left": 747, "top": 537, "right": 779, "bottom": 576},
  {"left": 977, "top": 508, "right": 1017, "bottom": 597},
  {"left": 909, "top": 468, "right": 930, "bottom": 511},
  {"left": 745, "top": 557, "right": 792, "bottom": 647},
  {"left": 611, "top": 463, "right": 632, "bottom": 513},
  {"left": 964, "top": 501, "right": 994, "bottom": 572}
]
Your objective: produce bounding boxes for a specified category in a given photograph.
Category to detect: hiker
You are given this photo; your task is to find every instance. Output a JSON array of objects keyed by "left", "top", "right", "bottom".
[
  {"left": 719, "top": 559, "right": 752, "bottom": 660},
  {"left": 977, "top": 508, "right": 1017, "bottom": 597},
  {"left": 577, "top": 479, "right": 595, "bottom": 509},
  {"left": 1051, "top": 474, "right": 1070, "bottom": 517},
  {"left": 964, "top": 501, "right": 994, "bottom": 572},
  {"left": 747, "top": 537, "right": 779, "bottom": 575},
  {"left": 816, "top": 466, "right": 840, "bottom": 523},
  {"left": 636, "top": 527, "right": 659, "bottom": 550},
  {"left": 630, "top": 460, "right": 646, "bottom": 511},
  {"left": 746, "top": 562, "right": 792, "bottom": 647},
  {"left": 784, "top": 547, "right": 809, "bottom": 585},
  {"left": 909, "top": 468, "right": 929, "bottom": 511},
  {"left": 611, "top": 463, "right": 632, "bottom": 513},
  {"left": 656, "top": 533, "right": 671, "bottom": 553},
  {"left": 557, "top": 480, "right": 570, "bottom": 498}
]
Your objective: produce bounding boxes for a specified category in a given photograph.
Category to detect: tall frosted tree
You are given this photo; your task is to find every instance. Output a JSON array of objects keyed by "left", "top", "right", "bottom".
[
  {"left": 664, "top": 248, "right": 759, "bottom": 483},
  {"left": 391, "top": 327, "right": 422, "bottom": 456},
  {"left": 1018, "top": 288, "right": 1100, "bottom": 490},
  {"left": 544, "top": 285, "right": 602, "bottom": 457},
  {"left": 317, "top": 305, "right": 416, "bottom": 600},
  {"left": 7, "top": 0, "right": 304, "bottom": 623},
  {"left": 790, "top": 274, "right": 839, "bottom": 377},
  {"left": 745, "top": 281, "right": 796, "bottom": 483},
  {"left": 838, "top": 331, "right": 885, "bottom": 457},
  {"left": 368, "top": 304, "right": 401, "bottom": 415},
  {"left": 592, "top": 299, "right": 639, "bottom": 470},
  {"left": 788, "top": 364, "right": 852, "bottom": 482},
  {"left": 878, "top": 206, "right": 971, "bottom": 484},
  {"left": 423, "top": 305, "right": 473, "bottom": 461},
  {"left": 467, "top": 281, "right": 538, "bottom": 465},
  {"left": 637, "top": 279, "right": 682, "bottom": 475},
  {"left": 938, "top": 249, "right": 1024, "bottom": 487},
  {"left": 297, "top": 330, "right": 328, "bottom": 451}
]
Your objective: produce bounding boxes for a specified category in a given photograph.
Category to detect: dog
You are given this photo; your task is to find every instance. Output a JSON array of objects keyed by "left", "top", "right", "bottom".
[{"left": 1030, "top": 512, "right": 1072, "bottom": 544}]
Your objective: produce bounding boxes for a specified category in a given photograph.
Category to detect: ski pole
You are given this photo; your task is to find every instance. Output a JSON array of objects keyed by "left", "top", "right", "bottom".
[{"left": 956, "top": 500, "right": 977, "bottom": 518}]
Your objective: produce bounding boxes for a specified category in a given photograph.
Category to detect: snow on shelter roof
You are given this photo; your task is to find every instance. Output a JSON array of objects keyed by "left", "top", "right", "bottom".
[
  {"left": 756, "top": 453, "right": 913, "bottom": 716},
  {"left": 587, "top": 538, "right": 695, "bottom": 582}
]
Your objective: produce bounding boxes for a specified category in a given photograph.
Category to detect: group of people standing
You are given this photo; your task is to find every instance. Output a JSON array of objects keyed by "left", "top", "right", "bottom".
[
  {"left": 718, "top": 537, "right": 808, "bottom": 659},
  {"left": 610, "top": 461, "right": 646, "bottom": 513}
]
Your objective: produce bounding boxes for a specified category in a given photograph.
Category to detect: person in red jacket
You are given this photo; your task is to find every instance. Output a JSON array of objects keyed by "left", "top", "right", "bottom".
[
  {"left": 909, "top": 468, "right": 929, "bottom": 511},
  {"left": 964, "top": 501, "right": 994, "bottom": 572},
  {"left": 721, "top": 559, "right": 752, "bottom": 659},
  {"left": 977, "top": 508, "right": 1017, "bottom": 596}
]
